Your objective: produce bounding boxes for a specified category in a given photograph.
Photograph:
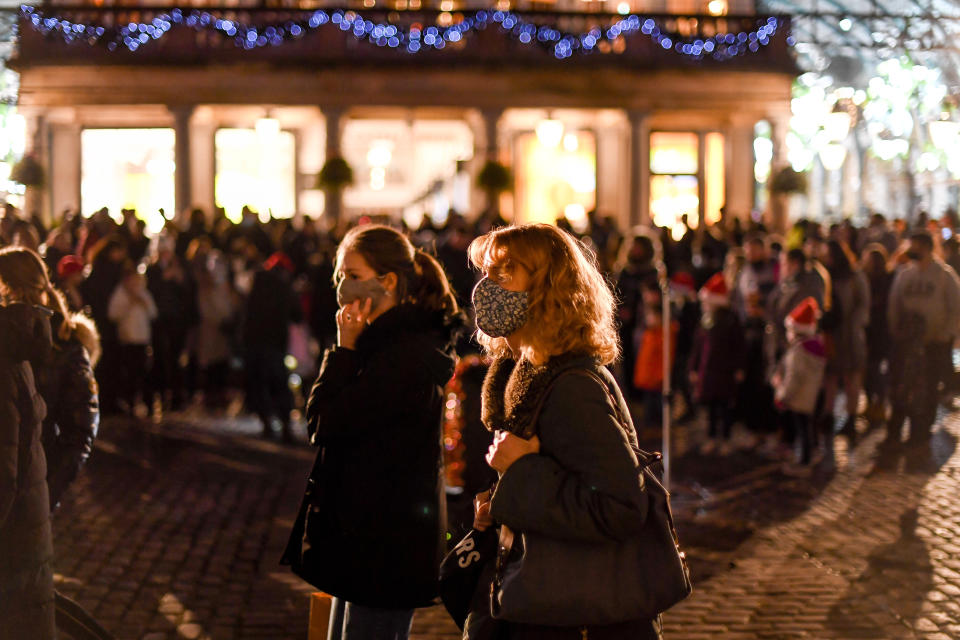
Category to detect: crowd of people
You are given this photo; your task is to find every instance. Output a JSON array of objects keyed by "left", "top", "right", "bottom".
[
  {"left": 2, "top": 195, "right": 959, "bottom": 639},
  {"left": 2, "top": 201, "right": 959, "bottom": 468}
]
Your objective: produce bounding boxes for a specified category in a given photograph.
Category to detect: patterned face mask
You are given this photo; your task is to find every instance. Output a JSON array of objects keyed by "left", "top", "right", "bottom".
[
  {"left": 337, "top": 277, "right": 388, "bottom": 309},
  {"left": 471, "top": 277, "right": 529, "bottom": 338}
]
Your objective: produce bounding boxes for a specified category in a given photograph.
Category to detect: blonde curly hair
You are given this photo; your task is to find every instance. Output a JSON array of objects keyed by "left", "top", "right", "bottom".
[{"left": 468, "top": 223, "right": 620, "bottom": 365}]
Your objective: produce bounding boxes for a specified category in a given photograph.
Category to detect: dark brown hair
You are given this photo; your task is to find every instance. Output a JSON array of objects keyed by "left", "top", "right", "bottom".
[{"left": 335, "top": 225, "right": 459, "bottom": 317}]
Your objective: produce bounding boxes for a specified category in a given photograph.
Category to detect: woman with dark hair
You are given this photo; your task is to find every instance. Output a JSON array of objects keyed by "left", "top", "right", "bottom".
[
  {"left": 283, "top": 225, "right": 463, "bottom": 640},
  {"left": 823, "top": 240, "right": 870, "bottom": 435},
  {"left": 615, "top": 233, "right": 660, "bottom": 398}
]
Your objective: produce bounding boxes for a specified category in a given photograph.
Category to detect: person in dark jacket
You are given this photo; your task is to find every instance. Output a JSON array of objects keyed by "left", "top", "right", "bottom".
[
  {"left": 282, "top": 225, "right": 463, "bottom": 640},
  {"left": 0, "top": 302, "right": 55, "bottom": 640},
  {"left": 688, "top": 273, "right": 746, "bottom": 455},
  {"left": 861, "top": 244, "right": 894, "bottom": 424},
  {"left": 615, "top": 233, "right": 660, "bottom": 399},
  {"left": 242, "top": 251, "right": 302, "bottom": 441},
  {"left": 0, "top": 246, "right": 115, "bottom": 640},
  {"left": 469, "top": 224, "right": 663, "bottom": 639}
]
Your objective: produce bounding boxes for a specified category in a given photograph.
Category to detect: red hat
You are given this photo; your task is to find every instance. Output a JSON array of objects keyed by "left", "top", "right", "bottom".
[
  {"left": 670, "top": 272, "right": 696, "bottom": 294},
  {"left": 698, "top": 273, "right": 729, "bottom": 306},
  {"left": 264, "top": 252, "right": 295, "bottom": 274},
  {"left": 57, "top": 255, "right": 85, "bottom": 280},
  {"left": 786, "top": 297, "right": 820, "bottom": 334}
]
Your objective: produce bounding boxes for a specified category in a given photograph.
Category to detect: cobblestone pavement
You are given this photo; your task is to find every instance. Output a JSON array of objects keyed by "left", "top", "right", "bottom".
[{"left": 51, "top": 405, "right": 960, "bottom": 639}]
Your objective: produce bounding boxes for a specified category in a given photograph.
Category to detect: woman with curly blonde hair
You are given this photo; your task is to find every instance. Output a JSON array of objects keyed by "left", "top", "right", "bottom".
[{"left": 468, "top": 224, "right": 663, "bottom": 639}]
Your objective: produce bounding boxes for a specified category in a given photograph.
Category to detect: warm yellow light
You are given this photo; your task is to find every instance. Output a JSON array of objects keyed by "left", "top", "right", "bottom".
[
  {"left": 651, "top": 174, "right": 698, "bottom": 240},
  {"left": 819, "top": 143, "right": 847, "bottom": 171},
  {"left": 366, "top": 141, "right": 393, "bottom": 167},
  {"left": 705, "top": 132, "right": 725, "bottom": 226},
  {"left": 823, "top": 110, "right": 852, "bottom": 142},
  {"left": 650, "top": 132, "right": 699, "bottom": 175},
  {"left": 440, "top": 0, "right": 454, "bottom": 10},
  {"left": 563, "top": 133, "right": 579, "bottom": 152},
  {"left": 370, "top": 167, "right": 386, "bottom": 191},
  {"left": 616, "top": 2, "right": 631, "bottom": 14},
  {"left": 517, "top": 131, "right": 596, "bottom": 225},
  {"left": 930, "top": 120, "right": 960, "bottom": 150},
  {"left": 707, "top": 0, "right": 727, "bottom": 16},
  {"left": 536, "top": 119, "right": 564, "bottom": 148},
  {"left": 255, "top": 117, "right": 280, "bottom": 138}
]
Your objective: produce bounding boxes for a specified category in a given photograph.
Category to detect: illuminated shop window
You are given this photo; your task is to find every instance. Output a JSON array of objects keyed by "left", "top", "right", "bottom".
[
  {"left": 515, "top": 129, "right": 596, "bottom": 228},
  {"left": 340, "top": 119, "right": 473, "bottom": 225},
  {"left": 753, "top": 120, "right": 772, "bottom": 213},
  {"left": 649, "top": 131, "right": 725, "bottom": 237},
  {"left": 705, "top": 132, "right": 725, "bottom": 225},
  {"left": 81, "top": 128, "right": 175, "bottom": 234},
  {"left": 650, "top": 132, "right": 698, "bottom": 238},
  {"left": 215, "top": 126, "right": 296, "bottom": 223}
]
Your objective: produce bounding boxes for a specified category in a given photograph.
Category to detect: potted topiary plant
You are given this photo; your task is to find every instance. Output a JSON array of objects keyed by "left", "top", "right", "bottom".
[
  {"left": 768, "top": 166, "right": 808, "bottom": 231},
  {"left": 476, "top": 160, "right": 513, "bottom": 211},
  {"left": 10, "top": 154, "right": 45, "bottom": 188},
  {"left": 315, "top": 157, "right": 354, "bottom": 224}
]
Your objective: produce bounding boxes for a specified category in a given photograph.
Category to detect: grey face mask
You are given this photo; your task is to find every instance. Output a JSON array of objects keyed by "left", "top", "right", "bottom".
[
  {"left": 337, "top": 277, "right": 388, "bottom": 310},
  {"left": 471, "top": 277, "right": 529, "bottom": 338}
]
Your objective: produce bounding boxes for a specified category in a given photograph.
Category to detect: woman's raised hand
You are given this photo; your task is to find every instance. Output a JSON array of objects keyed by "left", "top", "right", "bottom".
[
  {"left": 486, "top": 431, "right": 540, "bottom": 474},
  {"left": 336, "top": 298, "right": 373, "bottom": 350},
  {"left": 473, "top": 489, "right": 493, "bottom": 531}
]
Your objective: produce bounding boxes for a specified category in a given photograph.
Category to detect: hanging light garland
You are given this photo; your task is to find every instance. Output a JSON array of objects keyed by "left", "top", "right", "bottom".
[{"left": 20, "top": 4, "right": 782, "bottom": 61}]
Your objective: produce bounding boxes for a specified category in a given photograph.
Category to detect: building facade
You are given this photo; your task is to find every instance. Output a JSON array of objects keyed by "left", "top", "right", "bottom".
[{"left": 14, "top": 0, "right": 796, "bottom": 233}]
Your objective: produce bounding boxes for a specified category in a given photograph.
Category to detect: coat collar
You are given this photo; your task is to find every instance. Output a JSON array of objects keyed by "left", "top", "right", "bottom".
[{"left": 481, "top": 352, "right": 598, "bottom": 438}]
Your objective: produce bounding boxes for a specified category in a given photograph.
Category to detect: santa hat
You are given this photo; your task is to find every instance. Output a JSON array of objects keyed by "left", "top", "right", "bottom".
[
  {"left": 786, "top": 297, "right": 820, "bottom": 334},
  {"left": 698, "top": 273, "right": 729, "bottom": 306},
  {"left": 670, "top": 272, "right": 696, "bottom": 296},
  {"left": 264, "top": 252, "right": 295, "bottom": 274},
  {"left": 57, "top": 255, "right": 85, "bottom": 280}
]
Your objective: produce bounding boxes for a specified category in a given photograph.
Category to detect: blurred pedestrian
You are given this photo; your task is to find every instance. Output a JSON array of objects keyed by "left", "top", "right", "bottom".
[
  {"left": 772, "top": 297, "right": 827, "bottom": 475},
  {"left": 861, "top": 244, "right": 893, "bottom": 424},
  {"left": 108, "top": 266, "right": 158, "bottom": 415},
  {"left": 283, "top": 225, "right": 463, "bottom": 640},
  {"left": 242, "top": 251, "right": 301, "bottom": 440},
  {"left": 887, "top": 230, "right": 960, "bottom": 444},
  {"left": 57, "top": 255, "right": 87, "bottom": 312},
  {"left": 689, "top": 273, "right": 746, "bottom": 455}
]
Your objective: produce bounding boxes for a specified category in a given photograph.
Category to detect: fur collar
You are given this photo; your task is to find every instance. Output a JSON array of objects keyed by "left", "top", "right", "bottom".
[{"left": 482, "top": 352, "right": 598, "bottom": 438}]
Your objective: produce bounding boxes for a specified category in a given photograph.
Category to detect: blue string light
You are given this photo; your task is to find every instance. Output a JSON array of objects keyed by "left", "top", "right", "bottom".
[{"left": 20, "top": 4, "right": 782, "bottom": 61}]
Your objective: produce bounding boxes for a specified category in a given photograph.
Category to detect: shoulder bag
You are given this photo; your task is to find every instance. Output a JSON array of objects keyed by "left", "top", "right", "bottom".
[{"left": 490, "top": 368, "right": 692, "bottom": 626}]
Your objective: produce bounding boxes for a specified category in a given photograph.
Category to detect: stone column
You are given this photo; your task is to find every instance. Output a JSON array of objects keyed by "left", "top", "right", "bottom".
[
  {"left": 476, "top": 108, "right": 504, "bottom": 215},
  {"left": 627, "top": 110, "right": 649, "bottom": 228},
  {"left": 322, "top": 107, "right": 345, "bottom": 225},
  {"left": 170, "top": 105, "right": 194, "bottom": 219},
  {"left": 22, "top": 111, "right": 48, "bottom": 222}
]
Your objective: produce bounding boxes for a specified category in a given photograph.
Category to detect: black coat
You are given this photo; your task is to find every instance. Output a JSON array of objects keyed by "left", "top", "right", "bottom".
[
  {"left": 688, "top": 307, "right": 747, "bottom": 403},
  {"left": 243, "top": 266, "right": 301, "bottom": 352},
  {"left": 283, "top": 304, "right": 461, "bottom": 609},
  {"left": 0, "top": 304, "right": 56, "bottom": 639},
  {"left": 38, "top": 312, "right": 101, "bottom": 511}
]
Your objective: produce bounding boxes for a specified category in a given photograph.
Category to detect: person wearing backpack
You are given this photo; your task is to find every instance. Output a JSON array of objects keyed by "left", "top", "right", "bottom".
[{"left": 467, "top": 224, "right": 690, "bottom": 640}]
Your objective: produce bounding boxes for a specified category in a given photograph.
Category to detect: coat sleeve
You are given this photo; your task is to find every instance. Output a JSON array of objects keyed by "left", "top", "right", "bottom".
[
  {"left": 0, "top": 370, "right": 20, "bottom": 527},
  {"left": 852, "top": 272, "right": 871, "bottom": 330},
  {"left": 490, "top": 375, "right": 648, "bottom": 544},
  {"left": 46, "top": 344, "right": 100, "bottom": 510},
  {"left": 305, "top": 343, "right": 435, "bottom": 443}
]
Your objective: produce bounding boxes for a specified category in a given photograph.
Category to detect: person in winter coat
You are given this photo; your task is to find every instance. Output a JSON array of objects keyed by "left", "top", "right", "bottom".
[
  {"left": 772, "top": 297, "right": 827, "bottom": 475},
  {"left": 886, "top": 230, "right": 960, "bottom": 444},
  {"left": 282, "top": 225, "right": 463, "bottom": 640},
  {"left": 0, "top": 302, "right": 55, "bottom": 639},
  {"left": 615, "top": 233, "right": 660, "bottom": 398},
  {"left": 242, "top": 251, "right": 302, "bottom": 441},
  {"left": 470, "top": 223, "right": 662, "bottom": 639},
  {"left": 633, "top": 303, "right": 678, "bottom": 431},
  {"left": 0, "top": 246, "right": 114, "bottom": 640},
  {"left": 108, "top": 267, "right": 158, "bottom": 414},
  {"left": 861, "top": 244, "right": 894, "bottom": 424},
  {"left": 688, "top": 273, "right": 746, "bottom": 455},
  {"left": 822, "top": 240, "right": 870, "bottom": 435},
  {"left": 765, "top": 248, "right": 825, "bottom": 370}
]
